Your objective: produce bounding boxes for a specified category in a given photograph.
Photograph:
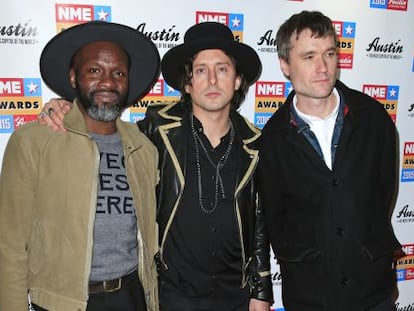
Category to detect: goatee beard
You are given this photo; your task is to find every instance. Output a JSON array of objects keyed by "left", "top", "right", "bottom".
[
  {"left": 86, "top": 103, "right": 121, "bottom": 121},
  {"left": 77, "top": 89, "right": 126, "bottom": 121}
]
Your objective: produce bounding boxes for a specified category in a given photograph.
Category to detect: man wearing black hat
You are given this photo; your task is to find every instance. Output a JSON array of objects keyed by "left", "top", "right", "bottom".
[
  {"left": 0, "top": 22, "right": 161, "bottom": 311},
  {"left": 141, "top": 22, "right": 272, "bottom": 311},
  {"left": 38, "top": 22, "right": 273, "bottom": 310}
]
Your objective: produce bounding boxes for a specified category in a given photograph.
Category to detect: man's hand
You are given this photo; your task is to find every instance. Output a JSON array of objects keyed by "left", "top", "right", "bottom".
[
  {"left": 249, "top": 298, "right": 270, "bottom": 311},
  {"left": 37, "top": 98, "right": 72, "bottom": 132}
]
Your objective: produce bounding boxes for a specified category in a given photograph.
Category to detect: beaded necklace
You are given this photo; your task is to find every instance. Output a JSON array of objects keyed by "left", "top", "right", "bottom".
[{"left": 190, "top": 113, "right": 235, "bottom": 213}]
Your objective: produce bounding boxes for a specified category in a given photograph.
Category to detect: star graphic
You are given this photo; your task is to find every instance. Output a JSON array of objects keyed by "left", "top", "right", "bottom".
[
  {"left": 287, "top": 84, "right": 293, "bottom": 93},
  {"left": 97, "top": 9, "right": 109, "bottom": 21},
  {"left": 27, "top": 81, "right": 39, "bottom": 93},
  {"left": 232, "top": 17, "right": 240, "bottom": 28},
  {"left": 345, "top": 24, "right": 354, "bottom": 35},
  {"left": 167, "top": 85, "right": 176, "bottom": 94},
  {"left": 389, "top": 88, "right": 397, "bottom": 97}
]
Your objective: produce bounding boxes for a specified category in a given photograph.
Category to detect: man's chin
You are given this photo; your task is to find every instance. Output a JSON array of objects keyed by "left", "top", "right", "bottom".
[{"left": 87, "top": 107, "right": 121, "bottom": 122}]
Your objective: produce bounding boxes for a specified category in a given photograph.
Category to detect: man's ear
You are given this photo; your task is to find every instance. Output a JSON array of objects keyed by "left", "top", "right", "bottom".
[
  {"left": 184, "top": 84, "right": 191, "bottom": 94},
  {"left": 280, "top": 59, "right": 290, "bottom": 79},
  {"left": 235, "top": 76, "right": 241, "bottom": 91},
  {"left": 69, "top": 69, "right": 76, "bottom": 88}
]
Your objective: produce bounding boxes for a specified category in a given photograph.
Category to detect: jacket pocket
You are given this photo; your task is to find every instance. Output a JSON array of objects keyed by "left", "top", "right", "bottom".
[
  {"left": 361, "top": 235, "right": 401, "bottom": 261},
  {"left": 278, "top": 248, "right": 328, "bottom": 308},
  {"left": 276, "top": 246, "right": 323, "bottom": 262}
]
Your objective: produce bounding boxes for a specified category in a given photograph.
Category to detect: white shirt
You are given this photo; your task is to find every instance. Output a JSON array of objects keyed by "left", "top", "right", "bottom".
[{"left": 293, "top": 89, "right": 340, "bottom": 170}]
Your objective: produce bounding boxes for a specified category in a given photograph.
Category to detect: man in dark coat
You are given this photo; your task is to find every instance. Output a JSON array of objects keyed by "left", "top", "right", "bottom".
[{"left": 257, "top": 10, "right": 401, "bottom": 311}]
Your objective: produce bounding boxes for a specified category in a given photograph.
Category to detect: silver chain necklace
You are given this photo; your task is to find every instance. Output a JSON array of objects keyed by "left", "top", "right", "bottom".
[{"left": 190, "top": 113, "right": 235, "bottom": 214}]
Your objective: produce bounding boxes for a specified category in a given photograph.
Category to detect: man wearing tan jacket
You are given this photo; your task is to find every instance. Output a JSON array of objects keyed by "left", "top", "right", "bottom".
[{"left": 0, "top": 21, "right": 160, "bottom": 311}]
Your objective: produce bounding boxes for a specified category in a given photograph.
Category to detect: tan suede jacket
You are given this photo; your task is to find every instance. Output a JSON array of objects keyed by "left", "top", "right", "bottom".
[{"left": 0, "top": 102, "right": 159, "bottom": 311}]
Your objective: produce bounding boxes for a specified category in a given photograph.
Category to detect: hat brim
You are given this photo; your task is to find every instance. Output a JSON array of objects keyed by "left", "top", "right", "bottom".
[
  {"left": 40, "top": 22, "right": 160, "bottom": 106},
  {"left": 161, "top": 39, "right": 262, "bottom": 90}
]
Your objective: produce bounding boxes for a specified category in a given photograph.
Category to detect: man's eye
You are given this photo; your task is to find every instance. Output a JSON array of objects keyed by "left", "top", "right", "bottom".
[
  {"left": 217, "top": 66, "right": 228, "bottom": 72},
  {"left": 194, "top": 68, "right": 205, "bottom": 74}
]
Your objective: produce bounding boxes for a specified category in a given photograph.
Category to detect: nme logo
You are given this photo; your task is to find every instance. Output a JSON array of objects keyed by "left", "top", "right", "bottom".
[
  {"left": 130, "top": 80, "right": 179, "bottom": 113},
  {"left": 396, "top": 244, "right": 414, "bottom": 281},
  {"left": 195, "top": 11, "right": 244, "bottom": 42},
  {"left": 404, "top": 142, "right": 414, "bottom": 156},
  {"left": 0, "top": 78, "right": 41, "bottom": 97},
  {"left": 254, "top": 81, "right": 291, "bottom": 129},
  {"left": 0, "top": 78, "right": 25, "bottom": 96},
  {"left": 0, "top": 78, "right": 42, "bottom": 117},
  {"left": 370, "top": 0, "right": 408, "bottom": 11},
  {"left": 402, "top": 244, "right": 414, "bottom": 256},
  {"left": 147, "top": 80, "right": 180, "bottom": 97},
  {"left": 256, "top": 81, "right": 290, "bottom": 98},
  {"left": 332, "top": 21, "right": 356, "bottom": 69},
  {"left": 362, "top": 84, "right": 399, "bottom": 122},
  {"left": 55, "top": 3, "right": 111, "bottom": 32},
  {"left": 401, "top": 142, "right": 414, "bottom": 182}
]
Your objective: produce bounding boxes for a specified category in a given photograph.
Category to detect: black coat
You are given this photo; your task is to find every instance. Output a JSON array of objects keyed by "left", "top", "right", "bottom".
[
  {"left": 138, "top": 101, "right": 273, "bottom": 302},
  {"left": 258, "top": 80, "right": 401, "bottom": 311}
]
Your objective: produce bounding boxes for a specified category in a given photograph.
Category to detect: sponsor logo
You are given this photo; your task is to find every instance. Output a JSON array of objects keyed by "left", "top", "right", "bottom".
[
  {"left": 0, "top": 20, "right": 39, "bottom": 45},
  {"left": 272, "top": 270, "right": 282, "bottom": 287},
  {"left": 333, "top": 21, "right": 356, "bottom": 69},
  {"left": 395, "top": 204, "right": 414, "bottom": 223},
  {"left": 130, "top": 80, "right": 180, "bottom": 122},
  {"left": 365, "top": 37, "right": 403, "bottom": 60},
  {"left": 0, "top": 78, "right": 42, "bottom": 115},
  {"left": 401, "top": 142, "right": 414, "bottom": 182},
  {"left": 0, "top": 77, "right": 41, "bottom": 134},
  {"left": 408, "top": 102, "right": 414, "bottom": 118},
  {"left": 254, "top": 81, "right": 291, "bottom": 129},
  {"left": 0, "top": 114, "right": 37, "bottom": 134},
  {"left": 395, "top": 302, "right": 414, "bottom": 311},
  {"left": 362, "top": 84, "right": 399, "bottom": 122},
  {"left": 370, "top": 0, "right": 408, "bottom": 11},
  {"left": 396, "top": 244, "right": 414, "bottom": 281},
  {"left": 256, "top": 21, "right": 352, "bottom": 56},
  {"left": 195, "top": 11, "right": 244, "bottom": 42},
  {"left": 136, "top": 23, "right": 180, "bottom": 50},
  {"left": 55, "top": 3, "right": 111, "bottom": 32},
  {"left": 257, "top": 29, "right": 277, "bottom": 54}
]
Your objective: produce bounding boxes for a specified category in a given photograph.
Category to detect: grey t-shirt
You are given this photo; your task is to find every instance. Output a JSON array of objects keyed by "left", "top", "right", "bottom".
[{"left": 89, "top": 132, "right": 138, "bottom": 281}]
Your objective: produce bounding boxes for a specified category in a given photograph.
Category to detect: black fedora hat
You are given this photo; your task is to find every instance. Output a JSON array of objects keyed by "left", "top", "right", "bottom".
[
  {"left": 161, "top": 22, "right": 262, "bottom": 90},
  {"left": 40, "top": 21, "right": 161, "bottom": 105}
]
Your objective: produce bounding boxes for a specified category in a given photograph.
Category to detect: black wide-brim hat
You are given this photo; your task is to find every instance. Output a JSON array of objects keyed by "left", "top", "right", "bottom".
[
  {"left": 161, "top": 22, "right": 262, "bottom": 90},
  {"left": 40, "top": 21, "right": 160, "bottom": 105}
]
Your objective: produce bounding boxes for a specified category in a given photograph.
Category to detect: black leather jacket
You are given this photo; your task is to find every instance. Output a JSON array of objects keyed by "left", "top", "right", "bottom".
[{"left": 138, "top": 101, "right": 273, "bottom": 302}]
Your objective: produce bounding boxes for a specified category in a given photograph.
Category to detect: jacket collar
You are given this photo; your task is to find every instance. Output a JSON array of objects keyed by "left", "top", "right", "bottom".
[
  {"left": 157, "top": 100, "right": 261, "bottom": 147},
  {"left": 63, "top": 99, "right": 89, "bottom": 135},
  {"left": 262, "top": 80, "right": 363, "bottom": 135},
  {"left": 229, "top": 109, "right": 261, "bottom": 149},
  {"left": 63, "top": 99, "right": 143, "bottom": 150}
]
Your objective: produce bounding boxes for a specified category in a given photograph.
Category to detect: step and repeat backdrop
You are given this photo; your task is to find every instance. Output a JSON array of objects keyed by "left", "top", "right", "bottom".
[{"left": 1, "top": 0, "right": 413, "bottom": 309}]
